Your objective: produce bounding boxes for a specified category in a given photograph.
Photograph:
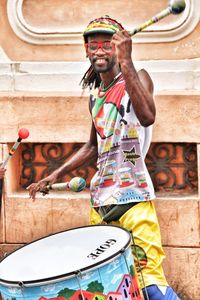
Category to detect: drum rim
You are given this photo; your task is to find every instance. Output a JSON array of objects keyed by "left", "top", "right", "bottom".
[{"left": 0, "top": 224, "right": 131, "bottom": 287}]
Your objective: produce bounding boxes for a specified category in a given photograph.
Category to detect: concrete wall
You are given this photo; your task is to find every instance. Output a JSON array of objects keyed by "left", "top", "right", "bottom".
[{"left": 0, "top": 0, "right": 199, "bottom": 299}]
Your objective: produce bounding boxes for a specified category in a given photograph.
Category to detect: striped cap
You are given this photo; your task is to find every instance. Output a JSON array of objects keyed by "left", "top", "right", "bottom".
[{"left": 83, "top": 16, "right": 125, "bottom": 42}]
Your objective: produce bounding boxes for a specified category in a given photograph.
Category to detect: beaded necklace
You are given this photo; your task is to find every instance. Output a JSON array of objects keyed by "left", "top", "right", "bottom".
[{"left": 98, "top": 72, "right": 122, "bottom": 97}]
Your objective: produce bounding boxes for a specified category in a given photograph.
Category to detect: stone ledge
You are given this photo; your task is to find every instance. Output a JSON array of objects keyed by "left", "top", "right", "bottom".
[
  {"left": 5, "top": 190, "right": 199, "bottom": 200},
  {"left": 0, "top": 92, "right": 199, "bottom": 143},
  {"left": 0, "top": 59, "right": 200, "bottom": 92}
]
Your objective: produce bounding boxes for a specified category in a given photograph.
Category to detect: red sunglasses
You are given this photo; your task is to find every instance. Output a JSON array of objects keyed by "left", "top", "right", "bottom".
[{"left": 85, "top": 41, "right": 114, "bottom": 53}]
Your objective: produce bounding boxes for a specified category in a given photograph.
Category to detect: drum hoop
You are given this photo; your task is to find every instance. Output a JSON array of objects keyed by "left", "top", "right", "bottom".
[{"left": 0, "top": 224, "right": 131, "bottom": 287}]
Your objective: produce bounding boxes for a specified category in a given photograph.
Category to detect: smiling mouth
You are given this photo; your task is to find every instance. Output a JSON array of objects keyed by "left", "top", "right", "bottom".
[{"left": 95, "top": 58, "right": 107, "bottom": 66}]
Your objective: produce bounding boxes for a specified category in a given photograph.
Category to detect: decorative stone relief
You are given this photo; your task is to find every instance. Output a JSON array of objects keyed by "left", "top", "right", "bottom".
[
  {"left": 7, "top": 0, "right": 200, "bottom": 44},
  {"left": 0, "top": 47, "right": 11, "bottom": 62},
  {"left": 20, "top": 142, "right": 198, "bottom": 194}
]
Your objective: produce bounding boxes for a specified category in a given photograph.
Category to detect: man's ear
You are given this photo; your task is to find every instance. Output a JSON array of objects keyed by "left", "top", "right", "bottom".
[{"left": 84, "top": 44, "right": 89, "bottom": 57}]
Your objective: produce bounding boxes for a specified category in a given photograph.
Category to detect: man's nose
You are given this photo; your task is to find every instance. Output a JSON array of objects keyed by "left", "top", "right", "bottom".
[{"left": 96, "top": 47, "right": 105, "bottom": 55}]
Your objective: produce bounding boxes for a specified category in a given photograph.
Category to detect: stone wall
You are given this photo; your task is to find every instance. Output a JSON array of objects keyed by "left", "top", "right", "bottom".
[{"left": 0, "top": 0, "right": 200, "bottom": 299}]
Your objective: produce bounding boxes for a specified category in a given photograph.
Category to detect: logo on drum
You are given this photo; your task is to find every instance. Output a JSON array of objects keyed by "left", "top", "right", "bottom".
[{"left": 87, "top": 239, "right": 116, "bottom": 259}]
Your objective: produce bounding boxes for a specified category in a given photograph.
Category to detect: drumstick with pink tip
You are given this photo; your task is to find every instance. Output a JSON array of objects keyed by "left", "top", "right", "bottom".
[{"left": 0, "top": 128, "right": 30, "bottom": 208}]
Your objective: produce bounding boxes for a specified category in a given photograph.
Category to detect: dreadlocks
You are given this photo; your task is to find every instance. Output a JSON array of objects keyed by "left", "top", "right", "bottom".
[
  {"left": 80, "top": 65, "right": 101, "bottom": 90},
  {"left": 81, "top": 16, "right": 125, "bottom": 90}
]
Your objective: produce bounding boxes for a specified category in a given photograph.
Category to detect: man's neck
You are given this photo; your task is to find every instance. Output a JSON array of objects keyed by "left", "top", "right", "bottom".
[{"left": 100, "top": 68, "right": 121, "bottom": 90}]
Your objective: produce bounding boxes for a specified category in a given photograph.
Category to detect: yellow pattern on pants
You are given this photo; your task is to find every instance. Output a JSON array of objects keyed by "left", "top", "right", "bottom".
[{"left": 90, "top": 201, "right": 168, "bottom": 289}]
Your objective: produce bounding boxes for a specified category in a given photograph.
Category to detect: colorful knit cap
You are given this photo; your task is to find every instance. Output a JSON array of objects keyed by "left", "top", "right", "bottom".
[{"left": 83, "top": 16, "right": 125, "bottom": 42}]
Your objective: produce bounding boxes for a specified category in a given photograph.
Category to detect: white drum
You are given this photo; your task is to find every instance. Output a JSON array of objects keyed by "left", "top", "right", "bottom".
[{"left": 0, "top": 225, "right": 142, "bottom": 299}]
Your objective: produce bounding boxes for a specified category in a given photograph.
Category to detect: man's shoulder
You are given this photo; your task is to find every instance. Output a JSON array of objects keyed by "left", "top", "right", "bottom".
[
  {"left": 138, "top": 68, "right": 150, "bottom": 77},
  {"left": 138, "top": 69, "right": 154, "bottom": 94}
]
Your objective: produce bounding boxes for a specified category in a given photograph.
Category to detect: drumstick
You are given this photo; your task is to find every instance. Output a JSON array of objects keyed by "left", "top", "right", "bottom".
[
  {"left": 0, "top": 128, "right": 30, "bottom": 209},
  {"left": 1, "top": 128, "right": 30, "bottom": 168},
  {"left": 129, "top": 0, "right": 186, "bottom": 36},
  {"left": 43, "top": 177, "right": 86, "bottom": 194}
]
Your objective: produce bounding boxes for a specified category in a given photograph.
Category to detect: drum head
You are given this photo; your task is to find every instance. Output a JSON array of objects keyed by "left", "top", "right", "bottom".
[{"left": 0, "top": 225, "right": 131, "bottom": 285}]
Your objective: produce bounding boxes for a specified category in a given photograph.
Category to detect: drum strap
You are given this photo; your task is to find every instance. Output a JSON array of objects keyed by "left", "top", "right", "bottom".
[
  {"left": 122, "top": 251, "right": 144, "bottom": 299},
  {"left": 95, "top": 202, "right": 138, "bottom": 222},
  {"left": 131, "top": 234, "right": 150, "bottom": 300}
]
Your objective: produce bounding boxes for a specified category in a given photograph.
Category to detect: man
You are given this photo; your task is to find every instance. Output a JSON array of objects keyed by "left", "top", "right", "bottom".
[{"left": 27, "top": 16, "right": 179, "bottom": 300}]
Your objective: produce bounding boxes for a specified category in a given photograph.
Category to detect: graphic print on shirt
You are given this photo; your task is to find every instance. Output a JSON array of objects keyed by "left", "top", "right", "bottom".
[
  {"left": 90, "top": 79, "right": 154, "bottom": 207},
  {"left": 91, "top": 80, "right": 126, "bottom": 139}
]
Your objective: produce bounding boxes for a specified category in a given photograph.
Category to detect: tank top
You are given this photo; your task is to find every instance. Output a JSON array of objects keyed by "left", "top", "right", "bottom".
[{"left": 89, "top": 73, "right": 155, "bottom": 207}]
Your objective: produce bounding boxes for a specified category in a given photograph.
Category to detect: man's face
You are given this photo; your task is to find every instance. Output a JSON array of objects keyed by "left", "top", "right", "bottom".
[{"left": 86, "top": 33, "right": 117, "bottom": 73}]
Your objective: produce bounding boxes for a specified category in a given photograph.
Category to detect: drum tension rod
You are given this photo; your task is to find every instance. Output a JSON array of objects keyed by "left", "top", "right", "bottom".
[
  {"left": 75, "top": 270, "right": 83, "bottom": 278},
  {"left": 18, "top": 281, "right": 26, "bottom": 300},
  {"left": 120, "top": 247, "right": 126, "bottom": 253}
]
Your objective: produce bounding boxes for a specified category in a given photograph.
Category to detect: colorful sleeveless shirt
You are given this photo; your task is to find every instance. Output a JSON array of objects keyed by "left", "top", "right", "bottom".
[{"left": 90, "top": 73, "right": 155, "bottom": 207}]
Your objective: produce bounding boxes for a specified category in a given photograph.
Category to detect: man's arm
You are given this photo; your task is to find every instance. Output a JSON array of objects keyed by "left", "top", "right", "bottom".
[
  {"left": 112, "top": 31, "right": 156, "bottom": 127},
  {"left": 51, "top": 122, "right": 98, "bottom": 180},
  {"left": 27, "top": 122, "right": 98, "bottom": 200}
]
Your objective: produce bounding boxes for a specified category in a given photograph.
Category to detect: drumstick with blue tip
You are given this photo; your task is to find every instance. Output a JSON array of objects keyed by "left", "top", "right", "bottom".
[
  {"left": 41, "top": 177, "right": 86, "bottom": 195},
  {"left": 0, "top": 128, "right": 30, "bottom": 209}
]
